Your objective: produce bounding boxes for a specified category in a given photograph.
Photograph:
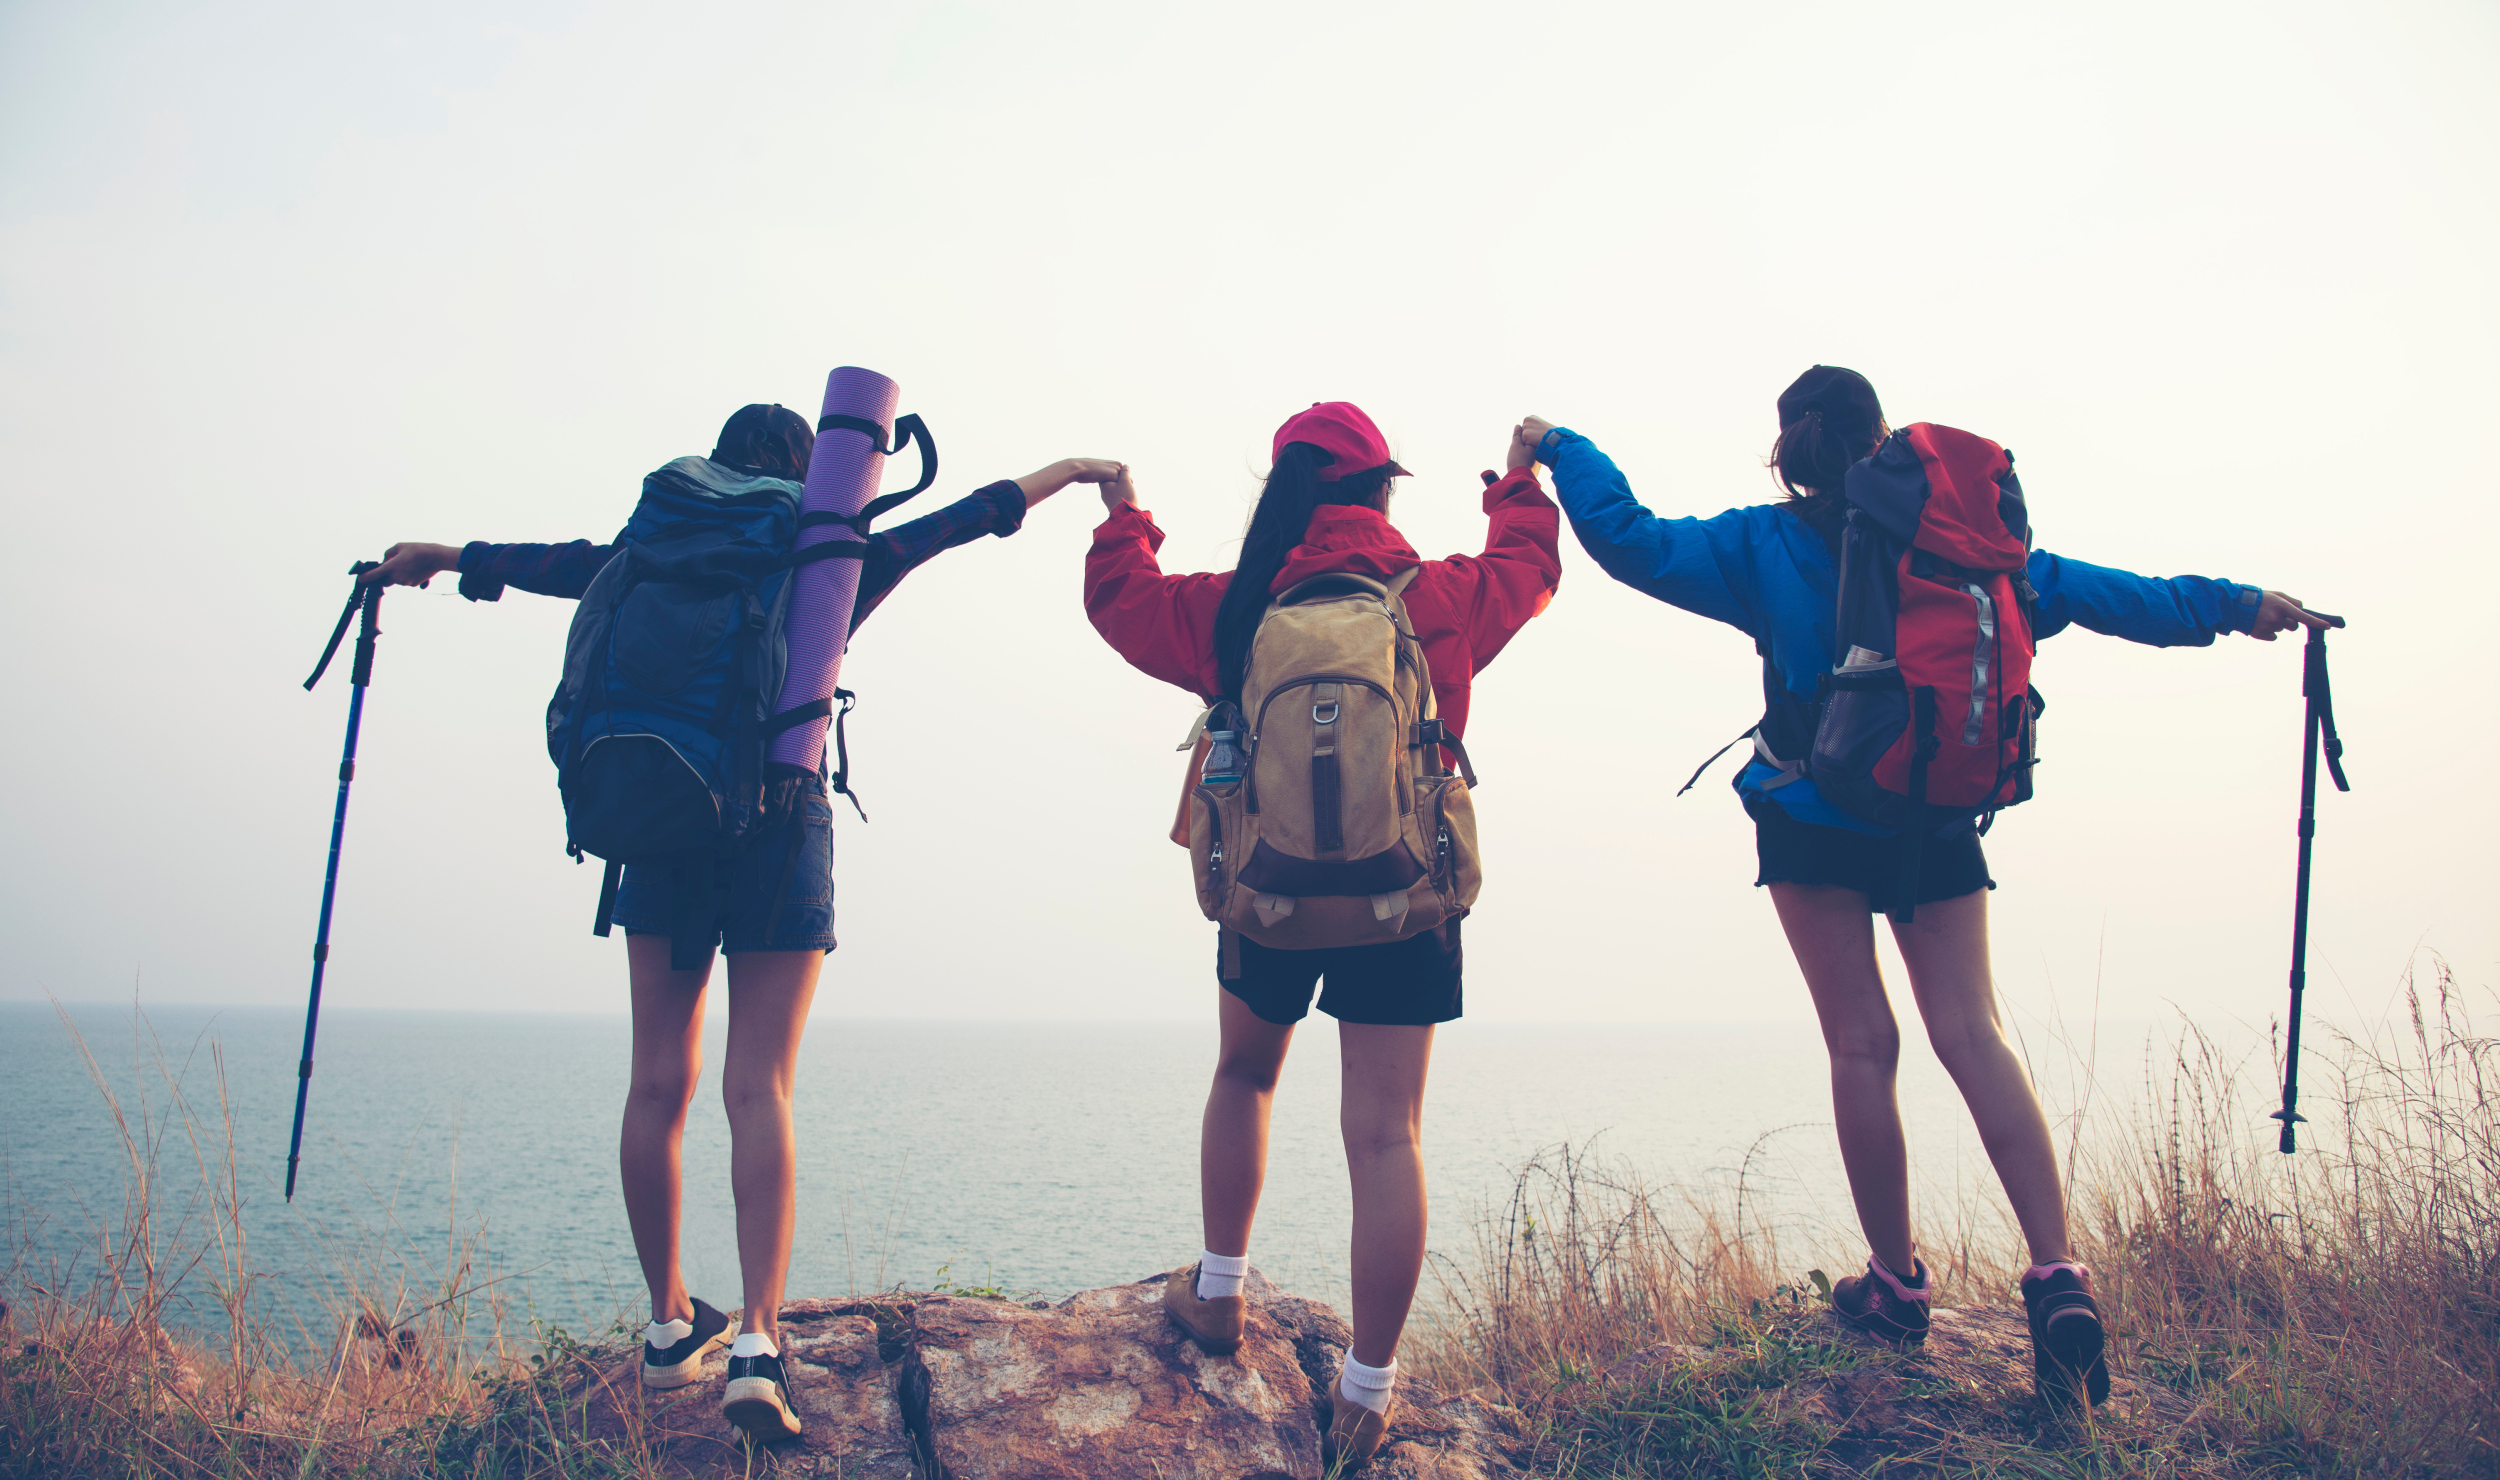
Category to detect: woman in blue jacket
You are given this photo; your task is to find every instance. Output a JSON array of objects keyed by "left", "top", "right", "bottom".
[{"left": 1519, "top": 367, "right": 2328, "bottom": 1408}]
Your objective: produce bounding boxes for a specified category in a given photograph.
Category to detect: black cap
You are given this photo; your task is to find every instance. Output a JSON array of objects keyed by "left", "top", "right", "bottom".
[
  {"left": 712, "top": 403, "right": 816, "bottom": 479},
  {"left": 1776, "top": 365, "right": 1883, "bottom": 437}
]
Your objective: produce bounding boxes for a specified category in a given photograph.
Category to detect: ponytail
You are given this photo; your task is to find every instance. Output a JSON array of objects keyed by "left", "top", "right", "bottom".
[
  {"left": 1212, "top": 443, "right": 1394, "bottom": 702},
  {"left": 1769, "top": 367, "right": 1886, "bottom": 542}
]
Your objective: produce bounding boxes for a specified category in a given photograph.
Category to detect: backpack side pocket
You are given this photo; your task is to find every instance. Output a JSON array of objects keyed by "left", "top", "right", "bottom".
[{"left": 1187, "top": 784, "right": 1246, "bottom": 922}]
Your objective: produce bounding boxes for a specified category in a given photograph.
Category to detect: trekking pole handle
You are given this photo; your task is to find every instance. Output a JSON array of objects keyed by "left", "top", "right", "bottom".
[
  {"left": 306, "top": 562, "right": 382, "bottom": 691},
  {"left": 2294, "top": 605, "right": 2345, "bottom": 629}
]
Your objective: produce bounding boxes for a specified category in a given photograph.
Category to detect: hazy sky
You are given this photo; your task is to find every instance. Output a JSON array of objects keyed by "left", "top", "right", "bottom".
[{"left": 3, "top": 0, "right": 2492, "bottom": 1029}]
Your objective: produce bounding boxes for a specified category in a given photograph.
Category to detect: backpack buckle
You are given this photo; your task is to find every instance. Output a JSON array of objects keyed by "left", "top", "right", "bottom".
[{"left": 1312, "top": 699, "right": 1339, "bottom": 725}]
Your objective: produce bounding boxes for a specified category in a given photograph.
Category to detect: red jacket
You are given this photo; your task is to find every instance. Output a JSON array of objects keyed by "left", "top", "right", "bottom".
[{"left": 1083, "top": 468, "right": 1563, "bottom": 738}]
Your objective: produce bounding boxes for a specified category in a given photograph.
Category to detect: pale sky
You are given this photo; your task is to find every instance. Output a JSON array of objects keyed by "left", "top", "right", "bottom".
[{"left": 3, "top": 0, "right": 2492, "bottom": 1029}]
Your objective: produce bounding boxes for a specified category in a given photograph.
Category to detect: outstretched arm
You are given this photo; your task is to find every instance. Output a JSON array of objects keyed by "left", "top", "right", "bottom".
[
  {"left": 1083, "top": 465, "right": 1228, "bottom": 700},
  {"left": 850, "top": 457, "right": 1125, "bottom": 631},
  {"left": 1520, "top": 415, "right": 1766, "bottom": 637},
  {"left": 1434, "top": 428, "right": 1563, "bottom": 671},
  {"left": 2027, "top": 550, "right": 2332, "bottom": 646},
  {"left": 360, "top": 537, "right": 619, "bottom": 602}
]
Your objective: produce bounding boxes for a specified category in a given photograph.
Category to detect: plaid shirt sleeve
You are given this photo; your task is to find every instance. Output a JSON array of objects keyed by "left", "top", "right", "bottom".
[
  {"left": 849, "top": 480, "right": 1027, "bottom": 632},
  {"left": 451, "top": 483, "right": 1028, "bottom": 622},
  {"left": 456, "top": 530, "right": 626, "bottom": 602}
]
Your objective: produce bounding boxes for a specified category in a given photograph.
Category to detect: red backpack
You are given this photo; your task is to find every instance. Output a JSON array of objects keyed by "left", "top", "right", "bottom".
[{"left": 1806, "top": 423, "right": 2042, "bottom": 916}]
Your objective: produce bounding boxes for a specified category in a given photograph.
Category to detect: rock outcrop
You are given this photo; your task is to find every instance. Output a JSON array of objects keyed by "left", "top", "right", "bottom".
[{"left": 559, "top": 1269, "right": 1530, "bottom": 1479}]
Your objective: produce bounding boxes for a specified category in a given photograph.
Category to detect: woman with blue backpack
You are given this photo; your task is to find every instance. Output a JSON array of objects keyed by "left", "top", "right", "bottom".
[
  {"left": 1519, "top": 367, "right": 2330, "bottom": 1410},
  {"left": 362, "top": 403, "right": 1123, "bottom": 1442}
]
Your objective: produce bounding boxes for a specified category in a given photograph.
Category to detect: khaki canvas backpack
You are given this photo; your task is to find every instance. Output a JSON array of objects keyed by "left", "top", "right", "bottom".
[{"left": 1185, "top": 567, "right": 1482, "bottom": 950}]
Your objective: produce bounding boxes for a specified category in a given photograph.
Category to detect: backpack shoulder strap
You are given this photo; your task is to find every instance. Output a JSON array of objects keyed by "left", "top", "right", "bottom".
[{"left": 1381, "top": 565, "right": 1426, "bottom": 640}]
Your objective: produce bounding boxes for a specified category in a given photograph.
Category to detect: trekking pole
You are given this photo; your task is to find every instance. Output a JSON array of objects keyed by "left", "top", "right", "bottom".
[
  {"left": 2269, "top": 608, "right": 2350, "bottom": 1154},
  {"left": 286, "top": 561, "right": 385, "bottom": 1200}
]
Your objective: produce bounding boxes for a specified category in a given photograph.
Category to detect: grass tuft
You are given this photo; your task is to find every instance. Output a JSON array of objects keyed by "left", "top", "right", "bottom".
[{"left": 1411, "top": 961, "right": 2500, "bottom": 1478}]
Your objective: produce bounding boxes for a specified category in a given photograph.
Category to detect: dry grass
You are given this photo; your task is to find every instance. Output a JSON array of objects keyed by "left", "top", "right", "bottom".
[
  {"left": 1412, "top": 962, "right": 2500, "bottom": 1478},
  {"left": 0, "top": 1007, "right": 639, "bottom": 1480},
  {"left": 8, "top": 971, "right": 2493, "bottom": 1478}
]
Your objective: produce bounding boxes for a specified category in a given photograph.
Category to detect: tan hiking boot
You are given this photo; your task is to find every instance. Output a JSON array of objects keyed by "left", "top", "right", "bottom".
[
  {"left": 1162, "top": 1265, "right": 1244, "bottom": 1355},
  {"left": 1328, "top": 1390, "right": 1393, "bottom": 1470}
]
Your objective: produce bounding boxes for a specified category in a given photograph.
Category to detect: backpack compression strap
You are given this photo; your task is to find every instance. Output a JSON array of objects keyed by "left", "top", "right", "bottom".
[
  {"left": 815, "top": 412, "right": 939, "bottom": 507},
  {"left": 1381, "top": 567, "right": 1480, "bottom": 785},
  {"left": 763, "top": 688, "right": 867, "bottom": 821}
]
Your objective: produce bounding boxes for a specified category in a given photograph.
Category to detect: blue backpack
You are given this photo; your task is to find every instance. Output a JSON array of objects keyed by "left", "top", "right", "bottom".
[{"left": 545, "top": 452, "right": 926, "bottom": 955}]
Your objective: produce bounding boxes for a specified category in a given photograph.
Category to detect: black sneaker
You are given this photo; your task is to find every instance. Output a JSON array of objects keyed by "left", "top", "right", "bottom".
[
  {"left": 2021, "top": 1262, "right": 2110, "bottom": 1409},
  {"left": 722, "top": 1350, "right": 802, "bottom": 1442},
  {"left": 1830, "top": 1253, "right": 1931, "bottom": 1348},
  {"left": 641, "top": 1298, "right": 734, "bottom": 1391}
]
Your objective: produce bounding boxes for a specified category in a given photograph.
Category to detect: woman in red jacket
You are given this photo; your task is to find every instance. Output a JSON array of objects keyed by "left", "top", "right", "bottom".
[{"left": 1084, "top": 403, "right": 1560, "bottom": 1465}]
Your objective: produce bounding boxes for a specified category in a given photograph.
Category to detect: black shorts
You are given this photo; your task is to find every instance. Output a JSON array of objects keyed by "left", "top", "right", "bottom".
[
  {"left": 1750, "top": 797, "right": 1993, "bottom": 914},
  {"left": 1218, "top": 919, "right": 1464, "bottom": 1027}
]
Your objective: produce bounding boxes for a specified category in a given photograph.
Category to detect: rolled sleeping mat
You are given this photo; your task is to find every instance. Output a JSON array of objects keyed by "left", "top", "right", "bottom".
[{"left": 769, "top": 366, "right": 897, "bottom": 770}]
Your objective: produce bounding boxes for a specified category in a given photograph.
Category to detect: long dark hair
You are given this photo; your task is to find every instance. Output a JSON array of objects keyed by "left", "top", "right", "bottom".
[
  {"left": 1212, "top": 443, "right": 1396, "bottom": 702},
  {"left": 1769, "top": 366, "right": 1885, "bottom": 544}
]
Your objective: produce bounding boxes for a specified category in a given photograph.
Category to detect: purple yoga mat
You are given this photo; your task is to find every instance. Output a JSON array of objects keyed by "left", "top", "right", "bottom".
[{"left": 768, "top": 366, "right": 898, "bottom": 769}]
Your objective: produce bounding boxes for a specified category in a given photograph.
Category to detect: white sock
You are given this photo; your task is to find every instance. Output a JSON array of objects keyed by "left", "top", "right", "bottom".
[
  {"left": 1338, "top": 1354, "right": 1396, "bottom": 1414},
  {"left": 645, "top": 1316, "right": 692, "bottom": 1348},
  {"left": 1195, "top": 1249, "right": 1249, "bottom": 1300},
  {"left": 730, "top": 1332, "right": 778, "bottom": 1359}
]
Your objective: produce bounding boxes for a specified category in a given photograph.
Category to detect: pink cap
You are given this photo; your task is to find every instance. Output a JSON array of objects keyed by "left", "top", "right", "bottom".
[{"left": 1272, "top": 402, "right": 1410, "bottom": 482}]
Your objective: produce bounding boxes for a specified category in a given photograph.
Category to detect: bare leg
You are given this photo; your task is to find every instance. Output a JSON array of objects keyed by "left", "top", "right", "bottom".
[
  {"left": 622, "top": 934, "right": 710, "bottom": 1324},
  {"left": 719, "top": 948, "right": 825, "bottom": 1345},
  {"left": 1202, "top": 989, "right": 1295, "bottom": 1258},
  {"left": 1889, "top": 889, "right": 2072, "bottom": 1265},
  {"left": 1767, "top": 882, "right": 1915, "bottom": 1275},
  {"left": 1339, "top": 1021, "right": 1434, "bottom": 1368}
]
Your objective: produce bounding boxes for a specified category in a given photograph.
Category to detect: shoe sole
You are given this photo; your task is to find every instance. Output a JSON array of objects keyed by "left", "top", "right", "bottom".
[
  {"left": 2037, "top": 1310, "right": 2109, "bottom": 1408},
  {"left": 723, "top": 1377, "right": 803, "bottom": 1441},
  {"left": 641, "top": 1327, "right": 734, "bottom": 1390}
]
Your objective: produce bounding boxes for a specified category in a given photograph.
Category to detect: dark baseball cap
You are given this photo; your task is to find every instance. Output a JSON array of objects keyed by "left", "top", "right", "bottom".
[
  {"left": 712, "top": 403, "right": 816, "bottom": 477},
  {"left": 1776, "top": 365, "right": 1883, "bottom": 434}
]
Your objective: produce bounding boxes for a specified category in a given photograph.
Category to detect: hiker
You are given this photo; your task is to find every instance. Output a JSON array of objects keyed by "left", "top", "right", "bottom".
[
  {"left": 362, "top": 404, "right": 1124, "bottom": 1443},
  {"left": 1084, "top": 403, "right": 1561, "bottom": 1467},
  {"left": 1520, "top": 368, "right": 2331, "bottom": 1409}
]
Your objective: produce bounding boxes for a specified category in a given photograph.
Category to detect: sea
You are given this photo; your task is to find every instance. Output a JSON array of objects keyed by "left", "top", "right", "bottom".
[{"left": 2, "top": 1002, "right": 2080, "bottom": 1354}]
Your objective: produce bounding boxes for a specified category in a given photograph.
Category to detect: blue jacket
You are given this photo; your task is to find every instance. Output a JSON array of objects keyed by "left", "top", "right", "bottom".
[{"left": 1541, "top": 430, "right": 2263, "bottom": 834}]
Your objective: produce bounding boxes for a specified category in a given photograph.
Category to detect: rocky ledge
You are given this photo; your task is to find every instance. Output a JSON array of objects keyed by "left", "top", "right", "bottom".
[{"left": 556, "top": 1269, "right": 1530, "bottom": 1479}]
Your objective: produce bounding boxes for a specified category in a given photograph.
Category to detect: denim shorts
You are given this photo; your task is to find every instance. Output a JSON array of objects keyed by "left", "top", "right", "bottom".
[{"left": 612, "top": 784, "right": 837, "bottom": 959}]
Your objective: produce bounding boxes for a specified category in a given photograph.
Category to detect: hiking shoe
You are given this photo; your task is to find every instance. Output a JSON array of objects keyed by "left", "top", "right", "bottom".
[
  {"left": 722, "top": 1350, "right": 803, "bottom": 1442},
  {"left": 2021, "top": 1261, "right": 2109, "bottom": 1409},
  {"left": 640, "top": 1298, "right": 734, "bottom": 1390},
  {"left": 1163, "top": 1264, "right": 1245, "bottom": 1355},
  {"left": 1830, "top": 1254, "right": 1931, "bottom": 1348},
  {"left": 1328, "top": 1390, "right": 1394, "bottom": 1471}
]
